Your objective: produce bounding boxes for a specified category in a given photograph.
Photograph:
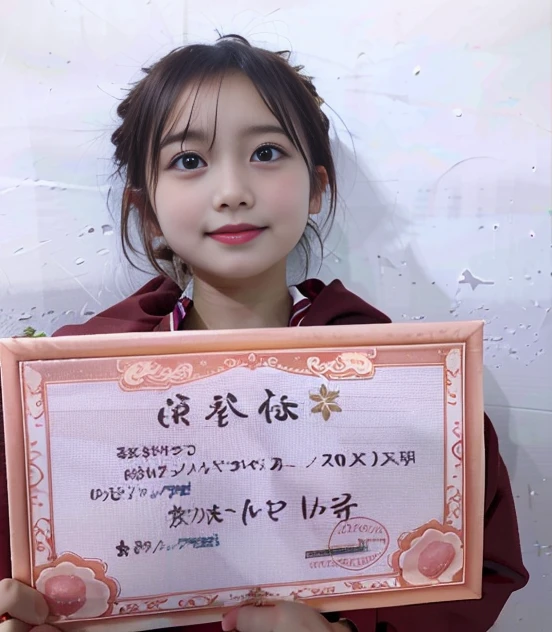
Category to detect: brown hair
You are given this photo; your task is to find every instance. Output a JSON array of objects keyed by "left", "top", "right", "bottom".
[{"left": 111, "top": 34, "right": 337, "bottom": 280}]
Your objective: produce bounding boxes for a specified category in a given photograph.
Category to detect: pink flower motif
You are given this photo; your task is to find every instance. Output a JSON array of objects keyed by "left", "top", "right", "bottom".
[
  {"left": 36, "top": 560, "right": 111, "bottom": 618},
  {"left": 397, "top": 528, "right": 463, "bottom": 586}
]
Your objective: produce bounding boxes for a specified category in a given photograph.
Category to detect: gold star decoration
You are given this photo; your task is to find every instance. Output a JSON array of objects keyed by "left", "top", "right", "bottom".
[{"left": 310, "top": 384, "right": 342, "bottom": 421}]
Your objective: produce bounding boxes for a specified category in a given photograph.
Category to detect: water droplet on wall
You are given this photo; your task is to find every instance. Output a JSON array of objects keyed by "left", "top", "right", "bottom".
[
  {"left": 449, "top": 300, "right": 461, "bottom": 314},
  {"left": 14, "top": 247, "right": 24, "bottom": 255},
  {"left": 453, "top": 108, "right": 463, "bottom": 117},
  {"left": 78, "top": 225, "right": 95, "bottom": 237},
  {"left": 102, "top": 224, "right": 114, "bottom": 235},
  {"left": 97, "top": 248, "right": 109, "bottom": 256},
  {"left": 413, "top": 65, "right": 421, "bottom": 75},
  {"left": 75, "top": 257, "right": 85, "bottom": 265}
]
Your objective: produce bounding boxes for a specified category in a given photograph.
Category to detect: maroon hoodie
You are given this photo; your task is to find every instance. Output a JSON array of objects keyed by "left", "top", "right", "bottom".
[{"left": 0, "top": 276, "right": 528, "bottom": 632}]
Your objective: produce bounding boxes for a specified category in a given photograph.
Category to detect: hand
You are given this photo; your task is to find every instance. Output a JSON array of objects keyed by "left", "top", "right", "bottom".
[
  {"left": 221, "top": 602, "right": 352, "bottom": 632},
  {"left": 0, "top": 579, "right": 59, "bottom": 632}
]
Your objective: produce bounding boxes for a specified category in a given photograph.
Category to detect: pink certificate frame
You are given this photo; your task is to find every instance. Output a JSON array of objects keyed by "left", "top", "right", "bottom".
[{"left": 0, "top": 322, "right": 485, "bottom": 631}]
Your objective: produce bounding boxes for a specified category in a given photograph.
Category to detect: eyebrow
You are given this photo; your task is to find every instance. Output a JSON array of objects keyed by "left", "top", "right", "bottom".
[{"left": 160, "top": 124, "right": 289, "bottom": 150}]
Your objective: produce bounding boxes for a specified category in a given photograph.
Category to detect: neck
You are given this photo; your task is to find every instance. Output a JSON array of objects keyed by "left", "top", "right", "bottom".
[{"left": 183, "top": 263, "right": 292, "bottom": 330}]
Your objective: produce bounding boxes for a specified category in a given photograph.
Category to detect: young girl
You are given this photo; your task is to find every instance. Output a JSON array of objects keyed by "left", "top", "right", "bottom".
[{"left": 0, "top": 35, "right": 528, "bottom": 632}]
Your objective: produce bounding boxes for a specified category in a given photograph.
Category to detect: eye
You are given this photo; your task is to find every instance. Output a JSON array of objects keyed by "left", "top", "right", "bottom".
[
  {"left": 171, "top": 153, "right": 207, "bottom": 171},
  {"left": 251, "top": 144, "right": 286, "bottom": 163}
]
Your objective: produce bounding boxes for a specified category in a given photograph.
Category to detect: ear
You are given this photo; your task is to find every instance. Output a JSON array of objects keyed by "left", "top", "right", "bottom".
[{"left": 308, "top": 166, "right": 329, "bottom": 216}]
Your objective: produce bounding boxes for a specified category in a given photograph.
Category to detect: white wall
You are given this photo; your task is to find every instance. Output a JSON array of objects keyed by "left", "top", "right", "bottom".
[{"left": 1, "top": 0, "right": 550, "bottom": 629}]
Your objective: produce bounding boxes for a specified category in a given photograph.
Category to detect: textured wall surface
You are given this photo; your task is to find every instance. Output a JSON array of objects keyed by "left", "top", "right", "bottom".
[{"left": 0, "top": 1, "right": 550, "bottom": 629}]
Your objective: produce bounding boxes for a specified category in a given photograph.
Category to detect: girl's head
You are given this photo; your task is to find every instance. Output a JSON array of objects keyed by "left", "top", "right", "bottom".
[{"left": 112, "top": 34, "right": 337, "bottom": 285}]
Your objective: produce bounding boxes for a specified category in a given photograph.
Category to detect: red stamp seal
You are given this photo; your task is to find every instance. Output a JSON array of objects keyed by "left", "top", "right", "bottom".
[{"left": 328, "top": 517, "right": 390, "bottom": 571}]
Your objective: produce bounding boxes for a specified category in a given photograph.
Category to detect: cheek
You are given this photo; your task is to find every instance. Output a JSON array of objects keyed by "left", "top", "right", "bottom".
[
  {"left": 154, "top": 180, "right": 201, "bottom": 229},
  {"left": 266, "top": 170, "right": 311, "bottom": 218}
]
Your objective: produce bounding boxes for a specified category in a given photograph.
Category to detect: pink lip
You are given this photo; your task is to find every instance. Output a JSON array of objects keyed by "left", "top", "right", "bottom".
[{"left": 207, "top": 224, "right": 266, "bottom": 245}]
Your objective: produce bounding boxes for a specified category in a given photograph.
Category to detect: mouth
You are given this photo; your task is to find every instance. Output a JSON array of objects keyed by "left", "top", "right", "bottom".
[
  {"left": 206, "top": 224, "right": 267, "bottom": 245},
  {"left": 208, "top": 223, "right": 265, "bottom": 235}
]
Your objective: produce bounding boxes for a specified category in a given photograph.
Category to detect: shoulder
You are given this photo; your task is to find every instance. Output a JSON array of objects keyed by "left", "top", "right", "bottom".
[
  {"left": 299, "top": 278, "right": 392, "bottom": 327},
  {"left": 53, "top": 275, "right": 182, "bottom": 336}
]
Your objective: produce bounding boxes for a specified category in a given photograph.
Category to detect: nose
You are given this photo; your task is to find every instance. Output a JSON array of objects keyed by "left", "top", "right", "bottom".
[{"left": 212, "top": 163, "right": 254, "bottom": 212}]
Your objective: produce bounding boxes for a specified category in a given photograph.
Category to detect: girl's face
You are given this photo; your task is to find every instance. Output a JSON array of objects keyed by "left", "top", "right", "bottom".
[{"left": 153, "top": 72, "right": 324, "bottom": 284}]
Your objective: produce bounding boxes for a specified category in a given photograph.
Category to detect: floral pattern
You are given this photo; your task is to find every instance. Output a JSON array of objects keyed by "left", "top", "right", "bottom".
[
  {"left": 309, "top": 384, "right": 342, "bottom": 421},
  {"left": 35, "top": 553, "right": 119, "bottom": 620},
  {"left": 389, "top": 520, "right": 464, "bottom": 587}
]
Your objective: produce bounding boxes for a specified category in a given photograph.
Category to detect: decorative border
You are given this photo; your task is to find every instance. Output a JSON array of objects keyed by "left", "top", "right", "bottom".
[
  {"left": 21, "top": 343, "right": 466, "bottom": 621},
  {"left": 116, "top": 349, "right": 377, "bottom": 391}
]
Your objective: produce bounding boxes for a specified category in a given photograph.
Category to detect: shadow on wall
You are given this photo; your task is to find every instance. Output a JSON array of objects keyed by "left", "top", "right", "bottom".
[
  {"left": 328, "top": 139, "right": 544, "bottom": 620},
  {"left": 317, "top": 140, "right": 469, "bottom": 321},
  {"left": 320, "top": 135, "right": 527, "bottom": 512}
]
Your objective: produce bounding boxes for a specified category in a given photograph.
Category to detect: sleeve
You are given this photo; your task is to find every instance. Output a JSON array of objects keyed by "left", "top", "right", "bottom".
[{"left": 357, "top": 414, "right": 529, "bottom": 632}]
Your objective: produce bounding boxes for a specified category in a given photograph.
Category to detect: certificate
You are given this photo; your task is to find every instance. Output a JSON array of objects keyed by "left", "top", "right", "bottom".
[{"left": 0, "top": 322, "right": 485, "bottom": 630}]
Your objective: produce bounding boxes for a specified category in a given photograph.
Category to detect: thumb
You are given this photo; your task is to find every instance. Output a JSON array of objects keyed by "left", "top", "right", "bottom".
[
  {"left": 0, "top": 580, "right": 49, "bottom": 626},
  {"left": 222, "top": 602, "right": 332, "bottom": 632},
  {"left": 222, "top": 605, "right": 280, "bottom": 632}
]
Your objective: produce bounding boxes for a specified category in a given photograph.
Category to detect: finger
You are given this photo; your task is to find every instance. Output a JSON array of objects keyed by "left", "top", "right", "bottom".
[
  {"left": 0, "top": 580, "right": 49, "bottom": 625},
  {"left": 0, "top": 620, "right": 32, "bottom": 632},
  {"left": 223, "top": 602, "right": 326, "bottom": 632},
  {"left": 222, "top": 605, "right": 282, "bottom": 632}
]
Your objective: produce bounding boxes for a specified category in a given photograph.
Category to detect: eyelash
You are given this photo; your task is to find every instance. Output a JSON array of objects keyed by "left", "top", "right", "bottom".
[{"left": 168, "top": 143, "right": 288, "bottom": 171}]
